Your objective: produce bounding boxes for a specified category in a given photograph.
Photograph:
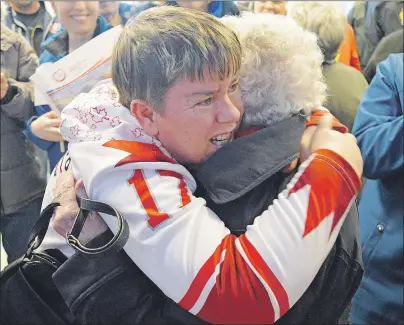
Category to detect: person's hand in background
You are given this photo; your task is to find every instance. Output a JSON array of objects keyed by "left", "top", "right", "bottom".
[
  {"left": 30, "top": 110, "right": 64, "bottom": 142},
  {"left": 0, "top": 72, "right": 9, "bottom": 100}
]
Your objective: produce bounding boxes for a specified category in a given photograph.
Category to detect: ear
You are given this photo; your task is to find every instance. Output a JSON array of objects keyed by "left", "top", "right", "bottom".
[{"left": 130, "top": 100, "right": 159, "bottom": 136}]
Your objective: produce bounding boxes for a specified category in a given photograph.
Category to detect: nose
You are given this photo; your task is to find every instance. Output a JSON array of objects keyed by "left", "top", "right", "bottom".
[
  {"left": 216, "top": 95, "right": 241, "bottom": 125},
  {"left": 73, "top": 1, "right": 86, "bottom": 10}
]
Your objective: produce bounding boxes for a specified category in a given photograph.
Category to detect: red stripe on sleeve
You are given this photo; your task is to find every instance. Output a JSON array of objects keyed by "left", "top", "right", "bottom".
[
  {"left": 179, "top": 235, "right": 281, "bottom": 324},
  {"left": 238, "top": 235, "right": 290, "bottom": 317},
  {"left": 103, "top": 140, "right": 176, "bottom": 167},
  {"left": 178, "top": 235, "right": 230, "bottom": 311}
]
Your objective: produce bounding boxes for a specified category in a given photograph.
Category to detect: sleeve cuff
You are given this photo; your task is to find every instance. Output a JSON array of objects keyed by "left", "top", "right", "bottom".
[
  {"left": 24, "top": 115, "right": 38, "bottom": 137},
  {"left": 312, "top": 149, "right": 362, "bottom": 195}
]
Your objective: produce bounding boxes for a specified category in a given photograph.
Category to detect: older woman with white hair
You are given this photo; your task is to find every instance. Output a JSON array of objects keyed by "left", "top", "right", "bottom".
[
  {"left": 288, "top": 1, "right": 368, "bottom": 131},
  {"left": 221, "top": 12, "right": 326, "bottom": 130},
  {"left": 36, "top": 10, "right": 362, "bottom": 325}
]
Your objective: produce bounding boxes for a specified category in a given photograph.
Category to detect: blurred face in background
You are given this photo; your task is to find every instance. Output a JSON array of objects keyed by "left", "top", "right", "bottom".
[
  {"left": 254, "top": 1, "right": 287, "bottom": 15},
  {"left": 53, "top": 1, "right": 99, "bottom": 36},
  {"left": 176, "top": 1, "right": 211, "bottom": 12},
  {"left": 99, "top": 1, "right": 119, "bottom": 24},
  {"left": 9, "top": 0, "right": 36, "bottom": 8}
]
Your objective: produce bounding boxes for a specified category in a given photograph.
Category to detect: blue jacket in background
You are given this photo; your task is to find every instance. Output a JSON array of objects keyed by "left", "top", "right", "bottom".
[
  {"left": 118, "top": 2, "right": 135, "bottom": 25},
  {"left": 24, "top": 16, "right": 111, "bottom": 172},
  {"left": 133, "top": 1, "right": 239, "bottom": 18},
  {"left": 350, "top": 53, "right": 404, "bottom": 325}
]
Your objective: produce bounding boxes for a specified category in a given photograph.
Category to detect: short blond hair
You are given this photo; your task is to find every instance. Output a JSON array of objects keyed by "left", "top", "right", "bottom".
[
  {"left": 287, "top": 1, "right": 347, "bottom": 63},
  {"left": 112, "top": 6, "right": 242, "bottom": 112},
  {"left": 221, "top": 12, "right": 326, "bottom": 128}
]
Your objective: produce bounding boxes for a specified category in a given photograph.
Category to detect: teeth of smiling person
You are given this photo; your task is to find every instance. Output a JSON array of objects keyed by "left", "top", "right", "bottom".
[
  {"left": 211, "top": 138, "right": 229, "bottom": 146},
  {"left": 211, "top": 132, "right": 230, "bottom": 141},
  {"left": 210, "top": 132, "right": 232, "bottom": 146}
]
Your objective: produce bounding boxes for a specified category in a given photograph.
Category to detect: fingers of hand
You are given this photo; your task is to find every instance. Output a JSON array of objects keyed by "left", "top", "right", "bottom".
[
  {"left": 45, "top": 110, "right": 61, "bottom": 119},
  {"left": 317, "top": 114, "right": 334, "bottom": 130},
  {"left": 0, "top": 72, "right": 6, "bottom": 83},
  {"left": 282, "top": 159, "right": 298, "bottom": 174},
  {"left": 75, "top": 179, "right": 89, "bottom": 199},
  {"left": 48, "top": 118, "right": 61, "bottom": 128},
  {"left": 50, "top": 206, "right": 78, "bottom": 238}
]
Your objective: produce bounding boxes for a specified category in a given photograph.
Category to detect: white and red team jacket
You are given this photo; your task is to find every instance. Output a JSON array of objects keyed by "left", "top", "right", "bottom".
[{"left": 40, "top": 79, "right": 361, "bottom": 324}]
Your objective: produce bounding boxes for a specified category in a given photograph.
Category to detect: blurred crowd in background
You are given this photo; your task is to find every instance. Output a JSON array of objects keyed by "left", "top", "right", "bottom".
[{"left": 0, "top": 1, "right": 403, "bottom": 325}]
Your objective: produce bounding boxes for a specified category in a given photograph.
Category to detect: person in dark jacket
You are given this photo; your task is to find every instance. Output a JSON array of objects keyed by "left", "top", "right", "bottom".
[
  {"left": 363, "top": 29, "right": 404, "bottom": 83},
  {"left": 348, "top": 1, "right": 378, "bottom": 71},
  {"left": 348, "top": 1, "right": 403, "bottom": 70},
  {"left": 288, "top": 1, "right": 368, "bottom": 131},
  {"left": 1, "top": 0, "right": 58, "bottom": 55},
  {"left": 23, "top": 1, "right": 111, "bottom": 172},
  {"left": 0, "top": 24, "right": 46, "bottom": 263},
  {"left": 48, "top": 12, "right": 362, "bottom": 325},
  {"left": 350, "top": 53, "right": 404, "bottom": 325},
  {"left": 133, "top": 1, "right": 239, "bottom": 17}
]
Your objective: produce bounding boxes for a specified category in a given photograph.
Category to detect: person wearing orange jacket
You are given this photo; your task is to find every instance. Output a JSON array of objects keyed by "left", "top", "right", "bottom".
[{"left": 337, "top": 23, "right": 362, "bottom": 72}]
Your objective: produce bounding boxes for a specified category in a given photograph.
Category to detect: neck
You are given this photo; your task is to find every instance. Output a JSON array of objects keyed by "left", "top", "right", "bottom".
[
  {"left": 68, "top": 31, "right": 94, "bottom": 53},
  {"left": 11, "top": 1, "right": 40, "bottom": 15}
]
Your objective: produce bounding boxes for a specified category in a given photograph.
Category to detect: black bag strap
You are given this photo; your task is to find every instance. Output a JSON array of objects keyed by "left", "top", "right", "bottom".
[
  {"left": 26, "top": 201, "right": 61, "bottom": 255},
  {"left": 66, "top": 197, "right": 130, "bottom": 255}
]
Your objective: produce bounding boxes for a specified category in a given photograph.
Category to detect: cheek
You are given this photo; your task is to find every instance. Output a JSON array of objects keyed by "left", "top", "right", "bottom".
[
  {"left": 231, "top": 91, "right": 244, "bottom": 116},
  {"left": 89, "top": 4, "right": 100, "bottom": 16}
]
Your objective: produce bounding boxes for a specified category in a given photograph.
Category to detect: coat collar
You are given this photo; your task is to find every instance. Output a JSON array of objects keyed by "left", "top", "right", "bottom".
[{"left": 197, "top": 114, "right": 306, "bottom": 204}]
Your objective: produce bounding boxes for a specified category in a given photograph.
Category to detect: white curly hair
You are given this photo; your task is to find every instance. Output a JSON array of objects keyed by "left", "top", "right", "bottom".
[{"left": 220, "top": 12, "right": 327, "bottom": 129}]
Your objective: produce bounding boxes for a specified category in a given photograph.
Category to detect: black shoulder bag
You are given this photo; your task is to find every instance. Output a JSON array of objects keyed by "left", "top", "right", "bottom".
[{"left": 0, "top": 198, "right": 129, "bottom": 325}]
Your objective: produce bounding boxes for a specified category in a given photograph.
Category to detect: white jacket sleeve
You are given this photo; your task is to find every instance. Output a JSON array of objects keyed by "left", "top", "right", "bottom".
[{"left": 72, "top": 139, "right": 361, "bottom": 325}]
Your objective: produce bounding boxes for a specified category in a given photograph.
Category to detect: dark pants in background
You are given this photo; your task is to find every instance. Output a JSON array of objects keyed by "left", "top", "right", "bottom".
[{"left": 1, "top": 197, "right": 43, "bottom": 263}]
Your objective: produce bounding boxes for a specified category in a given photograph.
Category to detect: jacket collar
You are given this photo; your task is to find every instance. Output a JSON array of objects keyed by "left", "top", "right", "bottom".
[{"left": 197, "top": 114, "right": 306, "bottom": 204}]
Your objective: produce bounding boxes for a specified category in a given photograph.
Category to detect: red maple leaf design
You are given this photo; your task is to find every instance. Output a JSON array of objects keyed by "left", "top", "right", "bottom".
[
  {"left": 76, "top": 110, "right": 88, "bottom": 123},
  {"left": 103, "top": 140, "right": 176, "bottom": 167},
  {"left": 131, "top": 128, "right": 144, "bottom": 138},
  {"left": 70, "top": 125, "right": 80, "bottom": 137},
  {"left": 90, "top": 107, "right": 108, "bottom": 123},
  {"left": 288, "top": 155, "right": 355, "bottom": 238},
  {"left": 110, "top": 116, "right": 121, "bottom": 127}
]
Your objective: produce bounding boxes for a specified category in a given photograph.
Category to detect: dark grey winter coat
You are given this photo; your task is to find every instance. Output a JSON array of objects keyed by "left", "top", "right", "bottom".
[{"left": 0, "top": 24, "right": 45, "bottom": 215}]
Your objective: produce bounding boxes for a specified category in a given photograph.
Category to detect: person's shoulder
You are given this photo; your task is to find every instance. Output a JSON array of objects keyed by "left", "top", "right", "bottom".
[
  {"left": 324, "top": 63, "right": 368, "bottom": 86},
  {"left": 379, "top": 53, "right": 403, "bottom": 77},
  {"left": 386, "top": 53, "right": 404, "bottom": 66},
  {"left": 39, "top": 27, "right": 67, "bottom": 63}
]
